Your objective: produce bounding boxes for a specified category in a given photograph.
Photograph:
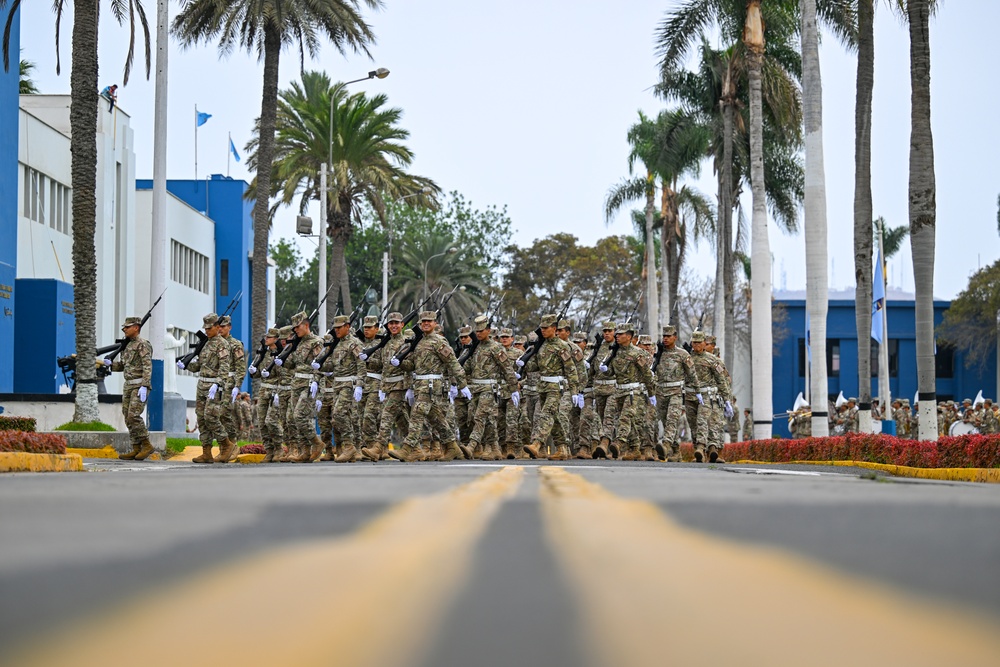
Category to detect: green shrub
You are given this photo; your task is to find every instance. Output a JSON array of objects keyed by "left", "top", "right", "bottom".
[
  {"left": 0, "top": 416, "right": 37, "bottom": 432},
  {"left": 0, "top": 431, "right": 67, "bottom": 454},
  {"left": 53, "top": 421, "right": 116, "bottom": 432}
]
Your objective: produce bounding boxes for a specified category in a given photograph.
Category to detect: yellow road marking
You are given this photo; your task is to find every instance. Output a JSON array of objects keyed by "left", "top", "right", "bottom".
[
  {"left": 733, "top": 459, "right": 1000, "bottom": 483},
  {"left": 6, "top": 466, "right": 524, "bottom": 667},
  {"left": 538, "top": 467, "right": 1000, "bottom": 667}
]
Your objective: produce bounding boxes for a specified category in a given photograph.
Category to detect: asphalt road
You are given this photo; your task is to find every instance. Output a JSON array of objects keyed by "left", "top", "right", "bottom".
[{"left": 1, "top": 458, "right": 999, "bottom": 667}]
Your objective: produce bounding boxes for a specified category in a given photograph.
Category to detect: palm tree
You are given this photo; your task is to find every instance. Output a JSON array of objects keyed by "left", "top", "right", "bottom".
[
  {"left": 245, "top": 71, "right": 438, "bottom": 326},
  {"left": 907, "top": 0, "right": 938, "bottom": 440},
  {"left": 2, "top": 1, "right": 151, "bottom": 422},
  {"left": 854, "top": 0, "right": 875, "bottom": 432},
  {"left": 19, "top": 55, "right": 39, "bottom": 94},
  {"left": 173, "top": 0, "right": 380, "bottom": 344}
]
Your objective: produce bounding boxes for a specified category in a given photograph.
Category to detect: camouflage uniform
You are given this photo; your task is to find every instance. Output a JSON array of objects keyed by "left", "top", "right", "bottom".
[
  {"left": 498, "top": 329, "right": 524, "bottom": 455},
  {"left": 600, "top": 324, "right": 656, "bottom": 460},
  {"left": 454, "top": 326, "right": 474, "bottom": 448},
  {"left": 635, "top": 337, "right": 658, "bottom": 458},
  {"left": 690, "top": 332, "right": 732, "bottom": 461},
  {"left": 359, "top": 320, "right": 387, "bottom": 450},
  {"left": 280, "top": 313, "right": 325, "bottom": 462},
  {"left": 519, "top": 333, "right": 541, "bottom": 450},
  {"left": 219, "top": 320, "right": 246, "bottom": 449},
  {"left": 188, "top": 313, "right": 232, "bottom": 460},
  {"left": 262, "top": 327, "right": 294, "bottom": 460},
  {"left": 655, "top": 325, "right": 698, "bottom": 461},
  {"left": 590, "top": 323, "right": 620, "bottom": 456},
  {"left": 523, "top": 315, "right": 580, "bottom": 460},
  {"left": 108, "top": 317, "right": 152, "bottom": 458},
  {"left": 317, "top": 364, "right": 335, "bottom": 457},
  {"left": 705, "top": 336, "right": 729, "bottom": 451},
  {"left": 466, "top": 317, "right": 519, "bottom": 460},
  {"left": 319, "top": 315, "right": 366, "bottom": 462},
  {"left": 742, "top": 411, "right": 753, "bottom": 442},
  {"left": 364, "top": 317, "right": 413, "bottom": 461}
]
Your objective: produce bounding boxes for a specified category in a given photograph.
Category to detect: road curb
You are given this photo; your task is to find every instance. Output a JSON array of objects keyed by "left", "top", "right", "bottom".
[
  {"left": 732, "top": 460, "right": 1000, "bottom": 483},
  {"left": 66, "top": 446, "right": 163, "bottom": 461},
  {"left": 0, "top": 452, "right": 83, "bottom": 473},
  {"left": 236, "top": 453, "right": 265, "bottom": 464}
]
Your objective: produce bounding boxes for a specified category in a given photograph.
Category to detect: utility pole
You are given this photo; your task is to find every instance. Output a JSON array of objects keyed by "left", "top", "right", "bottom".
[
  {"left": 148, "top": 0, "right": 169, "bottom": 433},
  {"left": 318, "top": 163, "right": 328, "bottom": 329}
]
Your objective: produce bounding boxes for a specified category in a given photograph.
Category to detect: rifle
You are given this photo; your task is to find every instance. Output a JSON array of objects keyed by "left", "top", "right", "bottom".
[
  {"left": 360, "top": 289, "right": 435, "bottom": 360},
  {"left": 584, "top": 294, "right": 623, "bottom": 367},
  {"left": 309, "top": 295, "right": 368, "bottom": 370},
  {"left": 456, "top": 292, "right": 505, "bottom": 366},
  {"left": 100, "top": 288, "right": 167, "bottom": 364},
  {"left": 391, "top": 285, "right": 460, "bottom": 364},
  {"left": 177, "top": 290, "right": 242, "bottom": 369},
  {"left": 597, "top": 292, "right": 642, "bottom": 371},
  {"left": 517, "top": 289, "right": 575, "bottom": 368},
  {"left": 650, "top": 341, "right": 665, "bottom": 372}
]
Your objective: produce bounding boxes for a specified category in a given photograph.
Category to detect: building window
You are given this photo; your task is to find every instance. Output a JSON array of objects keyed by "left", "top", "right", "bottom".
[
  {"left": 798, "top": 338, "right": 841, "bottom": 377},
  {"left": 170, "top": 240, "right": 210, "bottom": 293},
  {"left": 22, "top": 165, "right": 71, "bottom": 235},
  {"left": 220, "top": 259, "right": 229, "bottom": 297},
  {"left": 935, "top": 343, "right": 955, "bottom": 379},
  {"left": 870, "top": 339, "right": 899, "bottom": 377}
]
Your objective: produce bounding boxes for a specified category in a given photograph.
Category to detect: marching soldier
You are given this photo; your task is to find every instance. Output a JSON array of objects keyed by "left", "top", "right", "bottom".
[
  {"left": 217, "top": 315, "right": 245, "bottom": 461},
  {"left": 589, "top": 321, "right": 619, "bottom": 458},
  {"left": 742, "top": 407, "right": 753, "bottom": 442},
  {"left": 454, "top": 325, "right": 474, "bottom": 454},
  {"left": 466, "top": 315, "right": 520, "bottom": 461},
  {"left": 522, "top": 314, "right": 579, "bottom": 460},
  {"left": 635, "top": 334, "right": 658, "bottom": 460},
  {"left": 357, "top": 317, "right": 385, "bottom": 459},
  {"left": 704, "top": 335, "right": 729, "bottom": 455},
  {"left": 318, "top": 314, "right": 366, "bottom": 463},
  {"left": 498, "top": 327, "right": 523, "bottom": 458},
  {"left": 271, "top": 326, "right": 295, "bottom": 461},
  {"left": 101, "top": 316, "right": 154, "bottom": 461},
  {"left": 690, "top": 331, "right": 733, "bottom": 462},
  {"left": 316, "top": 335, "right": 337, "bottom": 460},
  {"left": 185, "top": 313, "right": 233, "bottom": 463},
  {"left": 363, "top": 312, "right": 412, "bottom": 462},
  {"left": 595, "top": 322, "right": 656, "bottom": 461},
  {"left": 275, "top": 311, "right": 325, "bottom": 463},
  {"left": 518, "top": 332, "right": 541, "bottom": 452},
  {"left": 655, "top": 324, "right": 699, "bottom": 462},
  {"left": 247, "top": 328, "right": 283, "bottom": 461}
]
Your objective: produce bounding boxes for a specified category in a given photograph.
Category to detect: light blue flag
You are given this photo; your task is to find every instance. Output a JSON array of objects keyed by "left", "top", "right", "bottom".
[
  {"left": 871, "top": 246, "right": 885, "bottom": 344},
  {"left": 229, "top": 137, "right": 241, "bottom": 163},
  {"left": 196, "top": 111, "right": 212, "bottom": 127}
]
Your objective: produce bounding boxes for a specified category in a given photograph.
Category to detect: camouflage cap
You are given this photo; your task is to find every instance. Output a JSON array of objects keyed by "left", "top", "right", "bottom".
[
  {"left": 638, "top": 334, "right": 652, "bottom": 346},
  {"left": 404, "top": 329, "right": 415, "bottom": 340},
  {"left": 203, "top": 313, "right": 220, "bottom": 328},
  {"left": 323, "top": 333, "right": 333, "bottom": 344},
  {"left": 278, "top": 325, "right": 294, "bottom": 338},
  {"left": 217, "top": 315, "right": 232, "bottom": 327},
  {"left": 387, "top": 311, "right": 404, "bottom": 323},
  {"left": 690, "top": 331, "right": 706, "bottom": 343},
  {"left": 499, "top": 327, "right": 513, "bottom": 337},
  {"left": 474, "top": 315, "right": 490, "bottom": 332},
  {"left": 332, "top": 314, "right": 350, "bottom": 328},
  {"left": 378, "top": 326, "right": 387, "bottom": 336},
  {"left": 458, "top": 325, "right": 473, "bottom": 337},
  {"left": 601, "top": 320, "right": 616, "bottom": 331},
  {"left": 266, "top": 327, "right": 280, "bottom": 338},
  {"left": 362, "top": 315, "right": 378, "bottom": 328},
  {"left": 121, "top": 316, "right": 141, "bottom": 329},
  {"left": 527, "top": 332, "right": 538, "bottom": 343},
  {"left": 662, "top": 324, "right": 677, "bottom": 336},
  {"left": 514, "top": 335, "right": 527, "bottom": 345},
  {"left": 705, "top": 334, "right": 717, "bottom": 344},
  {"left": 557, "top": 318, "right": 572, "bottom": 330},
  {"left": 420, "top": 310, "right": 438, "bottom": 322},
  {"left": 848, "top": 397, "right": 857, "bottom": 403},
  {"left": 615, "top": 321, "right": 635, "bottom": 335},
  {"left": 539, "top": 314, "right": 558, "bottom": 328},
  {"left": 290, "top": 311, "right": 309, "bottom": 327},
  {"left": 572, "top": 331, "right": 587, "bottom": 343}
]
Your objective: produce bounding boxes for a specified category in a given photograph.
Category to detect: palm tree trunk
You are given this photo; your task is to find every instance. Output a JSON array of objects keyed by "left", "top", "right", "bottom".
[
  {"left": 907, "top": 0, "right": 938, "bottom": 440},
  {"left": 854, "top": 0, "right": 875, "bottom": 433},
  {"left": 723, "top": 211, "right": 735, "bottom": 371},
  {"left": 745, "top": 0, "right": 772, "bottom": 439},
  {"left": 644, "top": 173, "right": 659, "bottom": 333},
  {"left": 669, "top": 228, "right": 685, "bottom": 321},
  {"left": 328, "top": 228, "right": 347, "bottom": 322},
  {"left": 69, "top": 1, "right": 100, "bottom": 422},
  {"left": 250, "top": 26, "right": 281, "bottom": 345},
  {"left": 659, "top": 185, "right": 674, "bottom": 328},
  {"left": 714, "top": 95, "right": 735, "bottom": 351},
  {"left": 802, "top": 0, "right": 830, "bottom": 437}
]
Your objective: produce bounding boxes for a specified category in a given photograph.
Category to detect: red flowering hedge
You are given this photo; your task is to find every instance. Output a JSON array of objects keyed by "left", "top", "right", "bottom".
[
  {"left": 0, "top": 416, "right": 37, "bottom": 432},
  {"left": 723, "top": 433, "right": 1000, "bottom": 469},
  {"left": 238, "top": 443, "right": 265, "bottom": 455},
  {"left": 0, "top": 431, "right": 68, "bottom": 455}
]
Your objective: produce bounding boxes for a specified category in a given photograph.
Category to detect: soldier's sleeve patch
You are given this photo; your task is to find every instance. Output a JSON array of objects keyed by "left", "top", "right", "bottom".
[{"left": 559, "top": 348, "right": 572, "bottom": 362}]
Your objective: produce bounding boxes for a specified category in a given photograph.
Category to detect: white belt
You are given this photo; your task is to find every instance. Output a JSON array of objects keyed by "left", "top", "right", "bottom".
[
  {"left": 617, "top": 382, "right": 642, "bottom": 390},
  {"left": 334, "top": 376, "right": 355, "bottom": 383},
  {"left": 700, "top": 386, "right": 718, "bottom": 393},
  {"left": 540, "top": 375, "right": 564, "bottom": 383},
  {"left": 125, "top": 378, "right": 145, "bottom": 386},
  {"left": 294, "top": 372, "right": 314, "bottom": 379},
  {"left": 260, "top": 383, "right": 278, "bottom": 390},
  {"left": 366, "top": 372, "right": 383, "bottom": 380},
  {"left": 595, "top": 379, "right": 617, "bottom": 386},
  {"left": 470, "top": 379, "right": 496, "bottom": 385},
  {"left": 583, "top": 387, "right": 594, "bottom": 394},
  {"left": 523, "top": 385, "right": 537, "bottom": 392},
  {"left": 414, "top": 374, "right": 443, "bottom": 380},
  {"left": 198, "top": 377, "right": 221, "bottom": 384},
  {"left": 659, "top": 380, "right": 684, "bottom": 388},
  {"left": 322, "top": 387, "right": 336, "bottom": 393},
  {"left": 279, "top": 385, "right": 292, "bottom": 391},
  {"left": 383, "top": 375, "right": 405, "bottom": 383}
]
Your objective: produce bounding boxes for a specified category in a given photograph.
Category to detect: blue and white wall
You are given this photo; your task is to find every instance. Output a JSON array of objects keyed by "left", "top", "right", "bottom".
[{"left": 0, "top": 10, "right": 19, "bottom": 392}]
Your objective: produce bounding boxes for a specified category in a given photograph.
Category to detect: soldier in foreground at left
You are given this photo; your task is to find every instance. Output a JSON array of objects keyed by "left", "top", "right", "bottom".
[{"left": 100, "top": 316, "right": 154, "bottom": 461}]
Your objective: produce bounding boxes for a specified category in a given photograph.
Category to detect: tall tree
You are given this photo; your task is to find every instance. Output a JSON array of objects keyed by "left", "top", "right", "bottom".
[
  {"left": 3, "top": 1, "right": 151, "bottom": 422},
  {"left": 173, "top": 0, "right": 380, "bottom": 344},
  {"left": 907, "top": 0, "right": 938, "bottom": 440}
]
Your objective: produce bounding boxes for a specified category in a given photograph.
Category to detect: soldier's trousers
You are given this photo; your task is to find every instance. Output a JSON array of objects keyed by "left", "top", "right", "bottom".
[
  {"left": 266, "top": 390, "right": 289, "bottom": 446},
  {"left": 404, "top": 388, "right": 456, "bottom": 448},
  {"left": 684, "top": 394, "right": 700, "bottom": 442},
  {"left": 454, "top": 397, "right": 471, "bottom": 444},
  {"left": 220, "top": 385, "right": 237, "bottom": 439},
  {"left": 530, "top": 390, "right": 570, "bottom": 448},
  {"left": 594, "top": 391, "right": 618, "bottom": 440},
  {"left": 257, "top": 388, "right": 281, "bottom": 450},
  {"left": 330, "top": 386, "right": 357, "bottom": 449},
  {"left": 121, "top": 385, "right": 149, "bottom": 446},
  {"left": 196, "top": 382, "right": 228, "bottom": 447},
  {"left": 520, "top": 394, "right": 538, "bottom": 445},
  {"left": 694, "top": 399, "right": 716, "bottom": 450},
  {"left": 578, "top": 392, "right": 600, "bottom": 447},
  {"left": 360, "top": 389, "right": 383, "bottom": 445},
  {"left": 287, "top": 387, "right": 318, "bottom": 447},
  {"left": 709, "top": 401, "right": 725, "bottom": 448},
  {"left": 606, "top": 393, "right": 643, "bottom": 450},
  {"left": 559, "top": 393, "right": 580, "bottom": 453},
  {"left": 499, "top": 397, "right": 521, "bottom": 448},
  {"left": 468, "top": 391, "right": 498, "bottom": 449},
  {"left": 377, "top": 390, "right": 410, "bottom": 446},
  {"left": 657, "top": 392, "right": 686, "bottom": 450},
  {"left": 317, "top": 391, "right": 334, "bottom": 446}
]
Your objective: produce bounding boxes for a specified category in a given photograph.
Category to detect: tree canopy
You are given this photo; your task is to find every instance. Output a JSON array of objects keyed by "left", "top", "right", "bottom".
[{"left": 938, "top": 259, "right": 1000, "bottom": 371}]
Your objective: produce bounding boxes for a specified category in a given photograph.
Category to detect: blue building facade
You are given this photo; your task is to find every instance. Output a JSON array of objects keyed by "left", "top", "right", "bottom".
[
  {"left": 771, "top": 288, "right": 997, "bottom": 436},
  {"left": 0, "top": 10, "right": 19, "bottom": 392}
]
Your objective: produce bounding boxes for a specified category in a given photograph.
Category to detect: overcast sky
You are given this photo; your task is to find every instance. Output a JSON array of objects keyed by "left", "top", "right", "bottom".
[{"left": 18, "top": 1, "right": 1000, "bottom": 300}]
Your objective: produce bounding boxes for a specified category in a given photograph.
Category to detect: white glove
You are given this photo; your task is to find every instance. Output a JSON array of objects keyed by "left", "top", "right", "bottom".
[
  {"left": 102, "top": 358, "right": 112, "bottom": 367},
  {"left": 309, "top": 381, "right": 319, "bottom": 398},
  {"left": 460, "top": 387, "right": 472, "bottom": 401},
  {"left": 231, "top": 387, "right": 239, "bottom": 403},
  {"left": 248, "top": 365, "right": 257, "bottom": 375},
  {"left": 405, "top": 389, "right": 415, "bottom": 407},
  {"left": 311, "top": 361, "right": 320, "bottom": 370},
  {"left": 599, "top": 364, "right": 608, "bottom": 373},
  {"left": 584, "top": 360, "right": 590, "bottom": 370},
  {"left": 649, "top": 395, "right": 657, "bottom": 407},
  {"left": 449, "top": 392, "right": 455, "bottom": 404},
  {"left": 515, "top": 373, "right": 521, "bottom": 380},
  {"left": 261, "top": 369, "right": 270, "bottom": 378},
  {"left": 315, "top": 399, "right": 323, "bottom": 412},
  {"left": 208, "top": 383, "right": 218, "bottom": 400},
  {"left": 378, "top": 390, "right": 386, "bottom": 403},
  {"left": 448, "top": 385, "right": 458, "bottom": 401},
  {"left": 511, "top": 391, "right": 521, "bottom": 408},
  {"left": 273, "top": 358, "right": 283, "bottom": 367},
  {"left": 696, "top": 393, "right": 704, "bottom": 405},
  {"left": 176, "top": 360, "right": 186, "bottom": 370},
  {"left": 353, "top": 386, "right": 363, "bottom": 402},
  {"left": 390, "top": 357, "right": 401, "bottom": 367},
  {"left": 515, "top": 359, "right": 524, "bottom": 368},
  {"left": 138, "top": 386, "right": 147, "bottom": 403},
  {"left": 272, "top": 394, "right": 279, "bottom": 406},
  {"left": 571, "top": 394, "right": 580, "bottom": 409},
  {"left": 724, "top": 400, "right": 734, "bottom": 419},
  {"left": 359, "top": 353, "right": 368, "bottom": 362}
]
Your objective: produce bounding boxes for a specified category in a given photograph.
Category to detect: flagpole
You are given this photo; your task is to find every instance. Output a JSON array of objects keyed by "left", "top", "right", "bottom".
[
  {"left": 804, "top": 313, "right": 810, "bottom": 405},
  {"left": 194, "top": 104, "right": 199, "bottom": 180},
  {"left": 878, "top": 222, "right": 891, "bottom": 408}
]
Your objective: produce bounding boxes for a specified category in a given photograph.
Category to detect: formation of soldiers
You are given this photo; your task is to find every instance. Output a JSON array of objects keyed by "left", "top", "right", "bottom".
[{"left": 787, "top": 395, "right": 999, "bottom": 438}]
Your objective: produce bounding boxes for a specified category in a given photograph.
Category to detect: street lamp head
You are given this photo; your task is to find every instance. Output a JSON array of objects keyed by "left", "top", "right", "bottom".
[
  {"left": 447, "top": 247, "right": 458, "bottom": 255},
  {"left": 370, "top": 68, "right": 390, "bottom": 80}
]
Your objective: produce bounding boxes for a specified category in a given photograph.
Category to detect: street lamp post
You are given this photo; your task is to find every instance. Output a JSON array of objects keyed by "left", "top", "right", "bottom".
[
  {"left": 319, "top": 68, "right": 390, "bottom": 329},
  {"left": 423, "top": 247, "right": 458, "bottom": 301}
]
